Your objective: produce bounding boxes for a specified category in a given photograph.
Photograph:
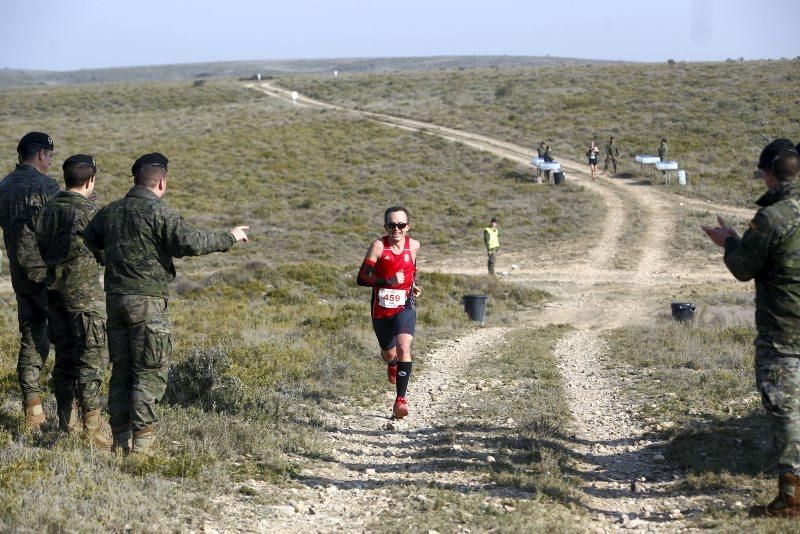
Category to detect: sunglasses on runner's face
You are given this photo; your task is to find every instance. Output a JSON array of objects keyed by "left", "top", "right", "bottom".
[{"left": 385, "top": 222, "right": 408, "bottom": 230}]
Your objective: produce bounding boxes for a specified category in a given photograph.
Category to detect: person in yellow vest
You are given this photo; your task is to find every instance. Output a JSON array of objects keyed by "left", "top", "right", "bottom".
[{"left": 484, "top": 217, "right": 500, "bottom": 275}]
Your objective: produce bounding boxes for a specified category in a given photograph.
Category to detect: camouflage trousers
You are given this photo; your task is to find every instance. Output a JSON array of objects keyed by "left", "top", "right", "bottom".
[
  {"left": 756, "top": 345, "right": 800, "bottom": 474},
  {"left": 47, "top": 293, "right": 108, "bottom": 415},
  {"left": 15, "top": 289, "right": 51, "bottom": 402},
  {"left": 487, "top": 248, "right": 499, "bottom": 275},
  {"left": 106, "top": 295, "right": 172, "bottom": 432},
  {"left": 604, "top": 155, "right": 618, "bottom": 174}
]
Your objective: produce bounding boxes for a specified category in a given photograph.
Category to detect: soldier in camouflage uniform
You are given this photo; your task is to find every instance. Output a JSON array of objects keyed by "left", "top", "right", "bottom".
[
  {"left": 536, "top": 142, "right": 546, "bottom": 180},
  {"left": 84, "top": 153, "right": 249, "bottom": 454},
  {"left": 0, "top": 132, "right": 60, "bottom": 431},
  {"left": 703, "top": 139, "right": 800, "bottom": 517},
  {"left": 603, "top": 136, "right": 620, "bottom": 175},
  {"left": 657, "top": 138, "right": 669, "bottom": 161},
  {"left": 35, "top": 154, "right": 111, "bottom": 448}
]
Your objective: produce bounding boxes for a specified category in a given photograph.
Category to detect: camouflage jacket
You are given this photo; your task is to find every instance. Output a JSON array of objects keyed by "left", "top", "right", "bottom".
[
  {"left": 606, "top": 142, "right": 619, "bottom": 157},
  {"left": 0, "top": 164, "right": 60, "bottom": 293},
  {"left": 35, "top": 191, "right": 104, "bottom": 309},
  {"left": 84, "top": 185, "right": 236, "bottom": 298},
  {"left": 724, "top": 181, "right": 800, "bottom": 354},
  {"left": 537, "top": 146, "right": 546, "bottom": 158},
  {"left": 658, "top": 142, "right": 669, "bottom": 160}
]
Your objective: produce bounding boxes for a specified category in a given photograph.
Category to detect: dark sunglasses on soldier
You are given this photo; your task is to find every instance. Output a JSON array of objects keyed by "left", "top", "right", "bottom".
[{"left": 385, "top": 222, "right": 408, "bottom": 230}]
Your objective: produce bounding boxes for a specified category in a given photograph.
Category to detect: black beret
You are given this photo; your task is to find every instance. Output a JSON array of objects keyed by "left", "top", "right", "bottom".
[
  {"left": 758, "top": 138, "right": 796, "bottom": 170},
  {"left": 63, "top": 154, "right": 96, "bottom": 171},
  {"left": 17, "top": 131, "right": 54, "bottom": 153},
  {"left": 131, "top": 153, "right": 168, "bottom": 176}
]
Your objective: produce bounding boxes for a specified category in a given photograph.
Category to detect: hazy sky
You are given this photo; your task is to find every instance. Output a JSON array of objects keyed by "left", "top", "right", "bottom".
[{"left": 1, "top": 0, "right": 797, "bottom": 71}]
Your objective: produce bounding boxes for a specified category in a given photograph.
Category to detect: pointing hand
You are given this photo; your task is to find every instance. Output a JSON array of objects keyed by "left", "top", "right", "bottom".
[{"left": 231, "top": 226, "right": 250, "bottom": 242}]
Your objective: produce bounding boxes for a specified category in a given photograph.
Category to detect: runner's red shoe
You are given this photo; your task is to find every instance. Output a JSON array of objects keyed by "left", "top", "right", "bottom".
[
  {"left": 387, "top": 362, "right": 397, "bottom": 384},
  {"left": 393, "top": 396, "right": 409, "bottom": 419}
]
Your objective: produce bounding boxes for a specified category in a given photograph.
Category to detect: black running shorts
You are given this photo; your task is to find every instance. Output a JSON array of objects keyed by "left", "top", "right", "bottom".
[{"left": 372, "top": 307, "right": 416, "bottom": 350}]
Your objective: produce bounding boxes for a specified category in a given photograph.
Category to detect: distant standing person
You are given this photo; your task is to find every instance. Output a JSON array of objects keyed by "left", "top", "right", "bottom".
[
  {"left": 702, "top": 139, "right": 800, "bottom": 518},
  {"left": 658, "top": 138, "right": 669, "bottom": 161},
  {"left": 536, "top": 142, "right": 547, "bottom": 181},
  {"left": 0, "top": 132, "right": 60, "bottom": 431},
  {"left": 35, "top": 154, "right": 111, "bottom": 448},
  {"left": 603, "top": 136, "right": 620, "bottom": 175},
  {"left": 587, "top": 139, "right": 600, "bottom": 180},
  {"left": 84, "top": 153, "right": 249, "bottom": 454},
  {"left": 543, "top": 144, "right": 555, "bottom": 182},
  {"left": 484, "top": 217, "right": 500, "bottom": 275},
  {"left": 658, "top": 138, "right": 670, "bottom": 176},
  {"left": 357, "top": 206, "right": 421, "bottom": 420}
]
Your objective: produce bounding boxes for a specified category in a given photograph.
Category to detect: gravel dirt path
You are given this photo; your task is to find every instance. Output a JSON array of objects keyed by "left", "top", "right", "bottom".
[{"left": 218, "top": 83, "right": 758, "bottom": 532}]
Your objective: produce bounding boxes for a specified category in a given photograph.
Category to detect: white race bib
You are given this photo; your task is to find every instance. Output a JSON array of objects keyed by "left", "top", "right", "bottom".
[{"left": 378, "top": 288, "right": 406, "bottom": 309}]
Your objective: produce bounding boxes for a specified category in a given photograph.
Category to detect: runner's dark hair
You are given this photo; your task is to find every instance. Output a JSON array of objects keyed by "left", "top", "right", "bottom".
[{"left": 384, "top": 206, "right": 410, "bottom": 224}]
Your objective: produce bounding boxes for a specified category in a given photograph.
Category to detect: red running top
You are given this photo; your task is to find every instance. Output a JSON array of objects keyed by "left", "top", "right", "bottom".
[{"left": 371, "top": 236, "right": 415, "bottom": 319}]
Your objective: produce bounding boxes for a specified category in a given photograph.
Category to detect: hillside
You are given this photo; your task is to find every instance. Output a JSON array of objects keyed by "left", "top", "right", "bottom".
[{"left": 0, "top": 55, "right": 618, "bottom": 87}]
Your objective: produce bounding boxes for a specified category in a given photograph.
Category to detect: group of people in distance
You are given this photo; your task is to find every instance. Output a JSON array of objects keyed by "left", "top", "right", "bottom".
[
  {"left": 0, "top": 131, "right": 249, "bottom": 454},
  {"left": 537, "top": 136, "right": 623, "bottom": 182},
  {"left": 585, "top": 136, "right": 671, "bottom": 181}
]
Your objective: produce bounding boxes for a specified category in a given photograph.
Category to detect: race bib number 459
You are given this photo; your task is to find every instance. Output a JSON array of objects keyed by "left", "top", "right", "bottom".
[{"left": 378, "top": 288, "right": 406, "bottom": 309}]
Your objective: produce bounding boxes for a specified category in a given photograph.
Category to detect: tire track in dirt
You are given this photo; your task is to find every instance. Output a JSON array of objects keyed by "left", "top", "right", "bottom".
[
  {"left": 243, "top": 82, "right": 753, "bottom": 531},
  {"left": 247, "top": 81, "right": 748, "bottom": 286},
  {"left": 247, "top": 82, "right": 626, "bottom": 279}
]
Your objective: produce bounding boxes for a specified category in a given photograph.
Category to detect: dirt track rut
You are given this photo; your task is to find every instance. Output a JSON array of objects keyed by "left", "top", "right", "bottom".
[{"left": 227, "top": 82, "right": 757, "bottom": 531}]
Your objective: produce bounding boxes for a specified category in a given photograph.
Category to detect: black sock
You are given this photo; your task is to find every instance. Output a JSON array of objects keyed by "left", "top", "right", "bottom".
[
  {"left": 387, "top": 358, "right": 398, "bottom": 368},
  {"left": 396, "top": 361, "right": 412, "bottom": 398}
]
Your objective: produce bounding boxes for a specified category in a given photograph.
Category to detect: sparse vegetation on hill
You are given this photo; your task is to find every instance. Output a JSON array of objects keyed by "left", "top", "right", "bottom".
[
  {"left": 0, "top": 55, "right": 618, "bottom": 87},
  {"left": 281, "top": 59, "right": 800, "bottom": 206}
]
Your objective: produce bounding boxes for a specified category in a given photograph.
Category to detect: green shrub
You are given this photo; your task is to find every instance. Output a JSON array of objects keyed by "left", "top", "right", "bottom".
[{"left": 165, "top": 345, "right": 244, "bottom": 413}]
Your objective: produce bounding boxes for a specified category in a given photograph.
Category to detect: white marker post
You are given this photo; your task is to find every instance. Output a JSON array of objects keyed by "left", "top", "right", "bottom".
[
  {"left": 257, "top": 73, "right": 261, "bottom": 81},
  {"left": 334, "top": 70, "right": 338, "bottom": 77},
  {"left": 291, "top": 91, "right": 298, "bottom": 105}
]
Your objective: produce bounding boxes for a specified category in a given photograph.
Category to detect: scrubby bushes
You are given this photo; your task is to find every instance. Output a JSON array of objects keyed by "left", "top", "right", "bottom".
[{"left": 165, "top": 345, "right": 244, "bottom": 413}]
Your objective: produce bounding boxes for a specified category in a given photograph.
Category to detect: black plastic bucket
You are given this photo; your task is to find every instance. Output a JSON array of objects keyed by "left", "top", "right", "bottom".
[
  {"left": 463, "top": 294, "right": 488, "bottom": 324},
  {"left": 553, "top": 171, "right": 565, "bottom": 184},
  {"left": 671, "top": 302, "right": 696, "bottom": 322}
]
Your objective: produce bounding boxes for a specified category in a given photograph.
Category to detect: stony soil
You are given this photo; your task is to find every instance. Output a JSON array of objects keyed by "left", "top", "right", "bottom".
[{"left": 205, "top": 83, "right": 760, "bottom": 532}]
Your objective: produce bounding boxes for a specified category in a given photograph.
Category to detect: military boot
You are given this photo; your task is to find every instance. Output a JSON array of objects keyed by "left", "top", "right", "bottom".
[
  {"left": 57, "top": 399, "right": 82, "bottom": 433},
  {"left": 749, "top": 473, "right": 800, "bottom": 517},
  {"left": 82, "top": 410, "right": 112, "bottom": 450},
  {"left": 131, "top": 425, "right": 155, "bottom": 455},
  {"left": 111, "top": 422, "right": 132, "bottom": 455},
  {"left": 24, "top": 397, "right": 46, "bottom": 432}
]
